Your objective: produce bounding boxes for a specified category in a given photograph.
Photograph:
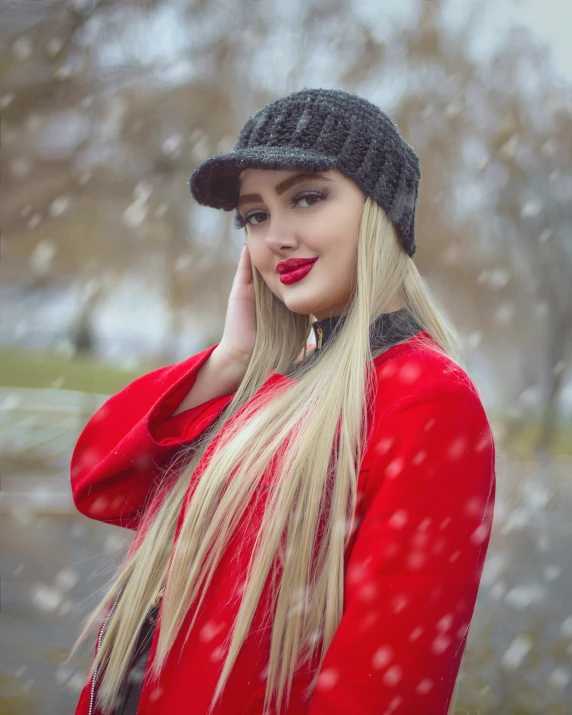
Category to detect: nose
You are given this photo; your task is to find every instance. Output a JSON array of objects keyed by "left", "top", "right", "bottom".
[{"left": 263, "top": 214, "right": 298, "bottom": 253}]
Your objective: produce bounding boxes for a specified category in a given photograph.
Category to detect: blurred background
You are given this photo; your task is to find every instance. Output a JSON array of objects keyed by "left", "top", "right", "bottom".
[{"left": 1, "top": 0, "right": 571, "bottom": 712}]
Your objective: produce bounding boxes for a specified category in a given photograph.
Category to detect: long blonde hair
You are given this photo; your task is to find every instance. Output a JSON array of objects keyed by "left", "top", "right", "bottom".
[{"left": 69, "top": 197, "right": 462, "bottom": 714}]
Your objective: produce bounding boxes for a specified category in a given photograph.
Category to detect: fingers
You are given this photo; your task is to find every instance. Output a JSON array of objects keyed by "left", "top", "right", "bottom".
[{"left": 235, "top": 243, "right": 253, "bottom": 286}]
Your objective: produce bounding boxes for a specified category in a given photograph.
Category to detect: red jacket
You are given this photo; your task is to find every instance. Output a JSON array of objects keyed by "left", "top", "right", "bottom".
[{"left": 71, "top": 332, "right": 496, "bottom": 715}]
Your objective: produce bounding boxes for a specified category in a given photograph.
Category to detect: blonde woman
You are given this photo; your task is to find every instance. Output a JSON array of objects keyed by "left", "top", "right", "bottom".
[{"left": 69, "top": 88, "right": 495, "bottom": 715}]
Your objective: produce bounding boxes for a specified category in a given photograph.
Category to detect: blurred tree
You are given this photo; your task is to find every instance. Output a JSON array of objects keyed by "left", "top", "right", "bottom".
[
  {"left": 1, "top": 0, "right": 570, "bottom": 435},
  {"left": 482, "top": 27, "right": 572, "bottom": 454},
  {"left": 345, "top": 0, "right": 572, "bottom": 453}
]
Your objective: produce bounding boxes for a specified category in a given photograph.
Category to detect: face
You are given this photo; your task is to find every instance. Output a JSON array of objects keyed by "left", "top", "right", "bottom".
[{"left": 235, "top": 168, "right": 366, "bottom": 321}]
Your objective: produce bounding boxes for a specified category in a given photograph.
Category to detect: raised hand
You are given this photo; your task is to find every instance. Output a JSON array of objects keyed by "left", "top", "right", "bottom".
[{"left": 215, "top": 243, "right": 257, "bottom": 370}]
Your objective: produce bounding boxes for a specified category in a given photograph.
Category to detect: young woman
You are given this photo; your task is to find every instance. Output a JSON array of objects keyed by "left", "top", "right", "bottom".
[{"left": 69, "top": 88, "right": 496, "bottom": 715}]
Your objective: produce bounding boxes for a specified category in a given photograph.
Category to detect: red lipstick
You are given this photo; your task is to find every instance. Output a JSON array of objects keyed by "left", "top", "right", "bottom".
[{"left": 277, "top": 257, "right": 318, "bottom": 285}]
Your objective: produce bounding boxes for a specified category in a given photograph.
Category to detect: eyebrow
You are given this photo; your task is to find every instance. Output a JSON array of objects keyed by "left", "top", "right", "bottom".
[{"left": 237, "top": 173, "right": 333, "bottom": 209}]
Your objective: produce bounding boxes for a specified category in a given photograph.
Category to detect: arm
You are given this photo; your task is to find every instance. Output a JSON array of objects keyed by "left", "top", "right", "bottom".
[
  {"left": 306, "top": 382, "right": 496, "bottom": 715},
  {"left": 70, "top": 343, "right": 242, "bottom": 530}
]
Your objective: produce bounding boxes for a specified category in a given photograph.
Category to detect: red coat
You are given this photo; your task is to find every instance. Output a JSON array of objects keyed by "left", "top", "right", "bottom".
[{"left": 71, "top": 332, "right": 496, "bottom": 715}]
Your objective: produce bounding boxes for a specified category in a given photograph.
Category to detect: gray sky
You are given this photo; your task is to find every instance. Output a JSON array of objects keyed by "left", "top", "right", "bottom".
[{"left": 448, "top": 0, "right": 572, "bottom": 84}]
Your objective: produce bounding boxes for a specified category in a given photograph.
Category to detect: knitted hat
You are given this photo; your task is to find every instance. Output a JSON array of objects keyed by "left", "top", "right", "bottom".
[{"left": 189, "top": 88, "right": 421, "bottom": 257}]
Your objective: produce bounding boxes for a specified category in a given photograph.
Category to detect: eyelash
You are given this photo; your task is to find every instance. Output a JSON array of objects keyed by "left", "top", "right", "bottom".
[{"left": 233, "top": 188, "right": 330, "bottom": 230}]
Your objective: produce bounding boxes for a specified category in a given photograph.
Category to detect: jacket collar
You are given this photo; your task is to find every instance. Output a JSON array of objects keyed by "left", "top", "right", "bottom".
[{"left": 311, "top": 307, "right": 423, "bottom": 352}]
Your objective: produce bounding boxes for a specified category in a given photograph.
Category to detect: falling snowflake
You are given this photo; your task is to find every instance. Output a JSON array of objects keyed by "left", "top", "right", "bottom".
[{"left": 501, "top": 634, "right": 533, "bottom": 669}]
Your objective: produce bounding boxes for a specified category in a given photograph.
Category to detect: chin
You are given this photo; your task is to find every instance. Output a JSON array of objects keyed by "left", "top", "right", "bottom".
[{"left": 285, "top": 305, "right": 315, "bottom": 317}]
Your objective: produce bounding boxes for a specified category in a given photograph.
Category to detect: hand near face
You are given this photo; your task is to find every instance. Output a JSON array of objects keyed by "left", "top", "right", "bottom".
[{"left": 217, "top": 244, "right": 257, "bottom": 369}]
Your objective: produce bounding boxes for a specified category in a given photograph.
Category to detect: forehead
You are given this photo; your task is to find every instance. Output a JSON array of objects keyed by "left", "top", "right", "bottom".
[{"left": 238, "top": 168, "right": 340, "bottom": 192}]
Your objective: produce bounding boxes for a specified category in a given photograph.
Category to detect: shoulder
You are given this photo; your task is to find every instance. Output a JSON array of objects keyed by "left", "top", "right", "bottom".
[
  {"left": 361, "top": 333, "right": 495, "bottom": 514},
  {"left": 371, "top": 331, "right": 485, "bottom": 415},
  {"left": 365, "top": 332, "right": 493, "bottom": 470}
]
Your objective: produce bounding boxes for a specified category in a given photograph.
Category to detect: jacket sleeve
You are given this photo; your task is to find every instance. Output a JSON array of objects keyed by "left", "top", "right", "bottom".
[
  {"left": 306, "top": 381, "right": 496, "bottom": 715},
  {"left": 70, "top": 342, "right": 236, "bottom": 530}
]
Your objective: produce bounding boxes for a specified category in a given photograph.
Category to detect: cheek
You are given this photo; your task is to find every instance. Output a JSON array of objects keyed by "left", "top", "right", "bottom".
[
  {"left": 323, "top": 233, "right": 358, "bottom": 269},
  {"left": 328, "top": 244, "right": 358, "bottom": 289},
  {"left": 253, "top": 256, "right": 279, "bottom": 287},
  {"left": 321, "top": 207, "right": 360, "bottom": 250},
  {"left": 246, "top": 247, "right": 265, "bottom": 275}
]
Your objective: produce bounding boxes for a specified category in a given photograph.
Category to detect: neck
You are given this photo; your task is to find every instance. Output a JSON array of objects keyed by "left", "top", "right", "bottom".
[{"left": 311, "top": 307, "right": 422, "bottom": 352}]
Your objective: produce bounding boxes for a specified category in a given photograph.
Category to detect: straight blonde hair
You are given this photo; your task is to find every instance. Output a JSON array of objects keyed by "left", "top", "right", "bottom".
[{"left": 69, "top": 197, "right": 463, "bottom": 714}]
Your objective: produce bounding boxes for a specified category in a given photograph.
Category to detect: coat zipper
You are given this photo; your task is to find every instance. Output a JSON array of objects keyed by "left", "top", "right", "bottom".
[
  {"left": 88, "top": 583, "right": 126, "bottom": 715},
  {"left": 88, "top": 581, "right": 165, "bottom": 715}
]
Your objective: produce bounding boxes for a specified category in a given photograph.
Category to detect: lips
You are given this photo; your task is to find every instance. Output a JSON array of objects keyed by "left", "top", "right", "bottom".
[
  {"left": 276, "top": 257, "right": 318, "bottom": 274},
  {"left": 278, "top": 259, "right": 318, "bottom": 285}
]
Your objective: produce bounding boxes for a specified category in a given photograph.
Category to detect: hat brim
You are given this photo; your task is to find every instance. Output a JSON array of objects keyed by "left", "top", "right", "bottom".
[{"left": 188, "top": 146, "right": 337, "bottom": 211}]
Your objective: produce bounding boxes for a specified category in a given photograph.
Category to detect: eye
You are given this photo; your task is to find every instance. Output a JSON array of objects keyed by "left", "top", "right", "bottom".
[
  {"left": 233, "top": 187, "right": 330, "bottom": 230},
  {"left": 233, "top": 210, "right": 267, "bottom": 229},
  {"left": 291, "top": 190, "right": 328, "bottom": 208},
  {"left": 247, "top": 211, "right": 267, "bottom": 226}
]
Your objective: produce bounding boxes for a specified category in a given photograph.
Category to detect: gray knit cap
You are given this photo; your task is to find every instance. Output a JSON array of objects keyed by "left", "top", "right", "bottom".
[{"left": 189, "top": 88, "right": 421, "bottom": 257}]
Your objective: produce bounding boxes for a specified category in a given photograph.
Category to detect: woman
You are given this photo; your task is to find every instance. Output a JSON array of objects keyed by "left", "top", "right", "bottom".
[{"left": 69, "top": 88, "right": 496, "bottom": 715}]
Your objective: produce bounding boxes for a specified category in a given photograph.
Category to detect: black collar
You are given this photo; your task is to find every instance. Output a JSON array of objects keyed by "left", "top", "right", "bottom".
[{"left": 311, "top": 307, "right": 423, "bottom": 352}]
